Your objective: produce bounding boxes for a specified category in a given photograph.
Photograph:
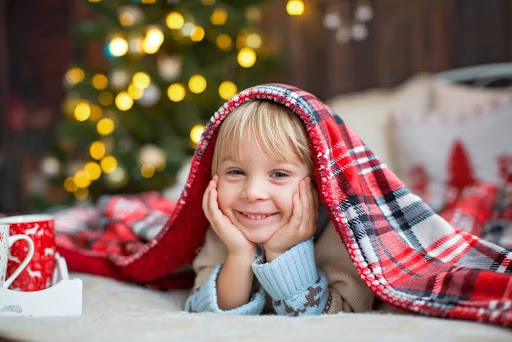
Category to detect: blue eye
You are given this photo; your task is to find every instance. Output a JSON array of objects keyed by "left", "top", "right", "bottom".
[
  {"left": 227, "top": 169, "right": 245, "bottom": 176},
  {"left": 271, "top": 171, "right": 289, "bottom": 178}
]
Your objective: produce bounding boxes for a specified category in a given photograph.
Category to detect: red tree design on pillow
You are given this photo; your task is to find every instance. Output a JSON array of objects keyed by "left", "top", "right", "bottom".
[
  {"left": 447, "top": 140, "right": 476, "bottom": 192},
  {"left": 497, "top": 154, "right": 512, "bottom": 183}
]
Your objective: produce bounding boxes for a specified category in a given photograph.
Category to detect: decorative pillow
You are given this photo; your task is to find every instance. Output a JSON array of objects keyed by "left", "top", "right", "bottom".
[{"left": 391, "top": 94, "right": 512, "bottom": 210}]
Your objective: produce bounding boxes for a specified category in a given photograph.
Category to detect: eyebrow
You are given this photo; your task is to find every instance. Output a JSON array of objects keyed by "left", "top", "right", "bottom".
[{"left": 221, "top": 155, "right": 302, "bottom": 167}]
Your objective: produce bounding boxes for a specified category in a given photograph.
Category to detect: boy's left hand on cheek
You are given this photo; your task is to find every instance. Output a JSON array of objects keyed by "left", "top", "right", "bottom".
[{"left": 263, "top": 177, "right": 319, "bottom": 262}]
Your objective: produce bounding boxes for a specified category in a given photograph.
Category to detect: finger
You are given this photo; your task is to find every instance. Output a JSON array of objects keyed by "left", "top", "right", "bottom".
[
  {"left": 208, "top": 187, "right": 221, "bottom": 219},
  {"left": 304, "top": 178, "right": 317, "bottom": 235},
  {"left": 290, "top": 184, "right": 303, "bottom": 228},
  {"left": 305, "top": 178, "right": 316, "bottom": 229},
  {"left": 300, "top": 178, "right": 311, "bottom": 224},
  {"left": 202, "top": 180, "right": 213, "bottom": 218}
]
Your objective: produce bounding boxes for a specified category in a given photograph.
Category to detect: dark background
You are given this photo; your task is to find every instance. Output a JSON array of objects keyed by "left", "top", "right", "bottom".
[{"left": 1, "top": 0, "right": 511, "bottom": 213}]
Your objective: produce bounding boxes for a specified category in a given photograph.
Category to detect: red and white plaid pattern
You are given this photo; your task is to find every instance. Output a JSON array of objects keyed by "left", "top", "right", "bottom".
[{"left": 56, "top": 84, "right": 512, "bottom": 325}]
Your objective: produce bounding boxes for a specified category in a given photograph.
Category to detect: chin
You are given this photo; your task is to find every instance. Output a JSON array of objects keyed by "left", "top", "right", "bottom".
[{"left": 239, "top": 228, "right": 275, "bottom": 244}]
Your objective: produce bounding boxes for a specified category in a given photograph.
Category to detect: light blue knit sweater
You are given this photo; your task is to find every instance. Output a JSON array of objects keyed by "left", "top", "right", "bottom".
[{"left": 184, "top": 239, "right": 329, "bottom": 316}]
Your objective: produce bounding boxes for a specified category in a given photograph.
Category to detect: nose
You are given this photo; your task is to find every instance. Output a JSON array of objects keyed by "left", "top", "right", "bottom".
[{"left": 241, "top": 176, "right": 268, "bottom": 201}]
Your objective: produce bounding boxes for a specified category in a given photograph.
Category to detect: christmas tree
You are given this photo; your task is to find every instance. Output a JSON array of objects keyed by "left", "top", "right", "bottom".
[{"left": 42, "top": 0, "right": 282, "bottom": 205}]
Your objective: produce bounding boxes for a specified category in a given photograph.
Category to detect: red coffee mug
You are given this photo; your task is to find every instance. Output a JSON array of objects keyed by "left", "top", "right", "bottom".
[{"left": 0, "top": 214, "right": 56, "bottom": 291}]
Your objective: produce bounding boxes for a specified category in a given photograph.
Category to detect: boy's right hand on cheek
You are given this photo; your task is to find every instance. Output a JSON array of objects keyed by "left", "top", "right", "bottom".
[{"left": 202, "top": 175, "right": 256, "bottom": 259}]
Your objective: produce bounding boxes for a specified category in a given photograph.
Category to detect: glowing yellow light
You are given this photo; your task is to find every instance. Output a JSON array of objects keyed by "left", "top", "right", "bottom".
[
  {"left": 89, "top": 105, "right": 103, "bottom": 121},
  {"left": 101, "top": 156, "right": 118, "bottom": 174},
  {"left": 132, "top": 72, "right": 151, "bottom": 89},
  {"left": 84, "top": 162, "right": 102, "bottom": 180},
  {"left": 211, "top": 8, "right": 227, "bottom": 25},
  {"left": 109, "top": 36, "right": 129, "bottom": 57},
  {"left": 88, "top": 0, "right": 101, "bottom": 3},
  {"left": 74, "top": 188, "right": 89, "bottom": 200},
  {"left": 90, "top": 141, "right": 106, "bottom": 160},
  {"left": 167, "top": 83, "right": 186, "bottom": 102},
  {"left": 142, "top": 39, "right": 160, "bottom": 54},
  {"left": 142, "top": 27, "right": 164, "bottom": 54},
  {"left": 218, "top": 81, "right": 237, "bottom": 100},
  {"left": 237, "top": 48, "right": 256, "bottom": 68},
  {"left": 246, "top": 33, "right": 262, "bottom": 49},
  {"left": 141, "top": 0, "right": 155, "bottom": 3},
  {"left": 146, "top": 27, "right": 164, "bottom": 46},
  {"left": 74, "top": 101, "right": 91, "bottom": 121},
  {"left": 190, "top": 26, "right": 205, "bottom": 42},
  {"left": 115, "top": 92, "right": 134, "bottom": 111},
  {"left": 188, "top": 75, "right": 207, "bottom": 94},
  {"left": 140, "top": 164, "right": 155, "bottom": 178},
  {"left": 99, "top": 91, "right": 113, "bottom": 106},
  {"left": 286, "top": 0, "right": 305, "bottom": 16},
  {"left": 166, "top": 12, "right": 184, "bottom": 30},
  {"left": 216, "top": 34, "right": 232, "bottom": 50},
  {"left": 92, "top": 74, "right": 108, "bottom": 90},
  {"left": 74, "top": 170, "right": 91, "bottom": 188},
  {"left": 66, "top": 67, "right": 85, "bottom": 85},
  {"left": 97, "top": 118, "right": 115, "bottom": 136},
  {"left": 119, "top": 12, "right": 135, "bottom": 27},
  {"left": 64, "top": 177, "right": 77, "bottom": 192},
  {"left": 190, "top": 124, "right": 205, "bottom": 145},
  {"left": 201, "top": 0, "right": 215, "bottom": 5},
  {"left": 128, "top": 83, "right": 144, "bottom": 100}
]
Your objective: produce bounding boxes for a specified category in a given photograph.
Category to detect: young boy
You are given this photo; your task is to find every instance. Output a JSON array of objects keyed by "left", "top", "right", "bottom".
[{"left": 185, "top": 100, "right": 374, "bottom": 315}]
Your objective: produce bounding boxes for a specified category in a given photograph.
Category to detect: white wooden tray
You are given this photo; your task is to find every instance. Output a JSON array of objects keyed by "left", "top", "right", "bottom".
[{"left": 0, "top": 252, "right": 82, "bottom": 316}]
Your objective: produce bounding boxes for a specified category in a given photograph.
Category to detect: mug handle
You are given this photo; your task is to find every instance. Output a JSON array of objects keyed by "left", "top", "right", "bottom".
[{"left": 3, "top": 235, "right": 35, "bottom": 289}]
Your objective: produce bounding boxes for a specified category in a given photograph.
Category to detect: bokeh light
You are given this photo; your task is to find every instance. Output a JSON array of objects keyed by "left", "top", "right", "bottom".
[
  {"left": 115, "top": 91, "right": 134, "bottom": 111},
  {"left": 97, "top": 118, "right": 115, "bottom": 135},
  {"left": 167, "top": 83, "right": 186, "bottom": 102},
  {"left": 218, "top": 81, "right": 237, "bottom": 100},
  {"left": 188, "top": 75, "right": 207, "bottom": 94},
  {"left": 90, "top": 141, "right": 106, "bottom": 160},
  {"left": 109, "top": 36, "right": 129, "bottom": 57},
  {"left": 237, "top": 47, "right": 256, "bottom": 68},
  {"left": 74, "top": 101, "right": 91, "bottom": 121},
  {"left": 84, "top": 162, "right": 102, "bottom": 180},
  {"left": 166, "top": 11, "right": 184, "bottom": 29},
  {"left": 101, "top": 156, "right": 118, "bottom": 173},
  {"left": 286, "top": 0, "right": 305, "bottom": 16},
  {"left": 66, "top": 67, "right": 85, "bottom": 85},
  {"left": 190, "top": 124, "right": 205, "bottom": 145},
  {"left": 211, "top": 8, "right": 227, "bottom": 25}
]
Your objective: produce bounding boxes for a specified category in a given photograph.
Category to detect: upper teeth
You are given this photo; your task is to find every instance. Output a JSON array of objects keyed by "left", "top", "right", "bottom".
[{"left": 243, "top": 213, "right": 269, "bottom": 220}]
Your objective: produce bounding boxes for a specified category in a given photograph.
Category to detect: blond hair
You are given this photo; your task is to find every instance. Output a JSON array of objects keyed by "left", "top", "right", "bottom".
[{"left": 211, "top": 100, "right": 313, "bottom": 175}]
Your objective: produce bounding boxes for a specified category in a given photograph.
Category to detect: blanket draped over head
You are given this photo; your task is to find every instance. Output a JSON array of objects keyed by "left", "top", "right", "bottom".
[{"left": 56, "top": 84, "right": 512, "bottom": 326}]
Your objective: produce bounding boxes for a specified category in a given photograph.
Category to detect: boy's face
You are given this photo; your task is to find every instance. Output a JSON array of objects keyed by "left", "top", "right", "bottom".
[{"left": 216, "top": 133, "right": 311, "bottom": 244}]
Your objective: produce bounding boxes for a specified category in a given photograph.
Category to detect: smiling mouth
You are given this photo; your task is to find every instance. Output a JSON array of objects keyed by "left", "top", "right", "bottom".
[{"left": 238, "top": 211, "right": 277, "bottom": 220}]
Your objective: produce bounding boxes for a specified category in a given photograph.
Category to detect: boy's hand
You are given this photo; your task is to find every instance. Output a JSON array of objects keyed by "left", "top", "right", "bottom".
[
  {"left": 263, "top": 177, "right": 319, "bottom": 262},
  {"left": 202, "top": 175, "right": 256, "bottom": 259}
]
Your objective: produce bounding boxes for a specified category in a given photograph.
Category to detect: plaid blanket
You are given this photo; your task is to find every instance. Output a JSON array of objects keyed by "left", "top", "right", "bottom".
[{"left": 55, "top": 84, "right": 512, "bottom": 325}]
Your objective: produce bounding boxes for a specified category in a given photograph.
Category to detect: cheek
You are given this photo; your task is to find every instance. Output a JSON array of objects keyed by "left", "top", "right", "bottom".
[
  {"left": 216, "top": 181, "right": 233, "bottom": 213},
  {"left": 273, "top": 189, "right": 296, "bottom": 217}
]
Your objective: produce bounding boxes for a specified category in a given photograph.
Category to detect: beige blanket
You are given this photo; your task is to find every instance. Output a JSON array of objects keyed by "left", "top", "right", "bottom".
[{"left": 1, "top": 273, "right": 511, "bottom": 341}]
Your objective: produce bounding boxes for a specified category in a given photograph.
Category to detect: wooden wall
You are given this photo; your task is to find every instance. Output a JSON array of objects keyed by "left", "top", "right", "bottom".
[{"left": 261, "top": 0, "right": 512, "bottom": 100}]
